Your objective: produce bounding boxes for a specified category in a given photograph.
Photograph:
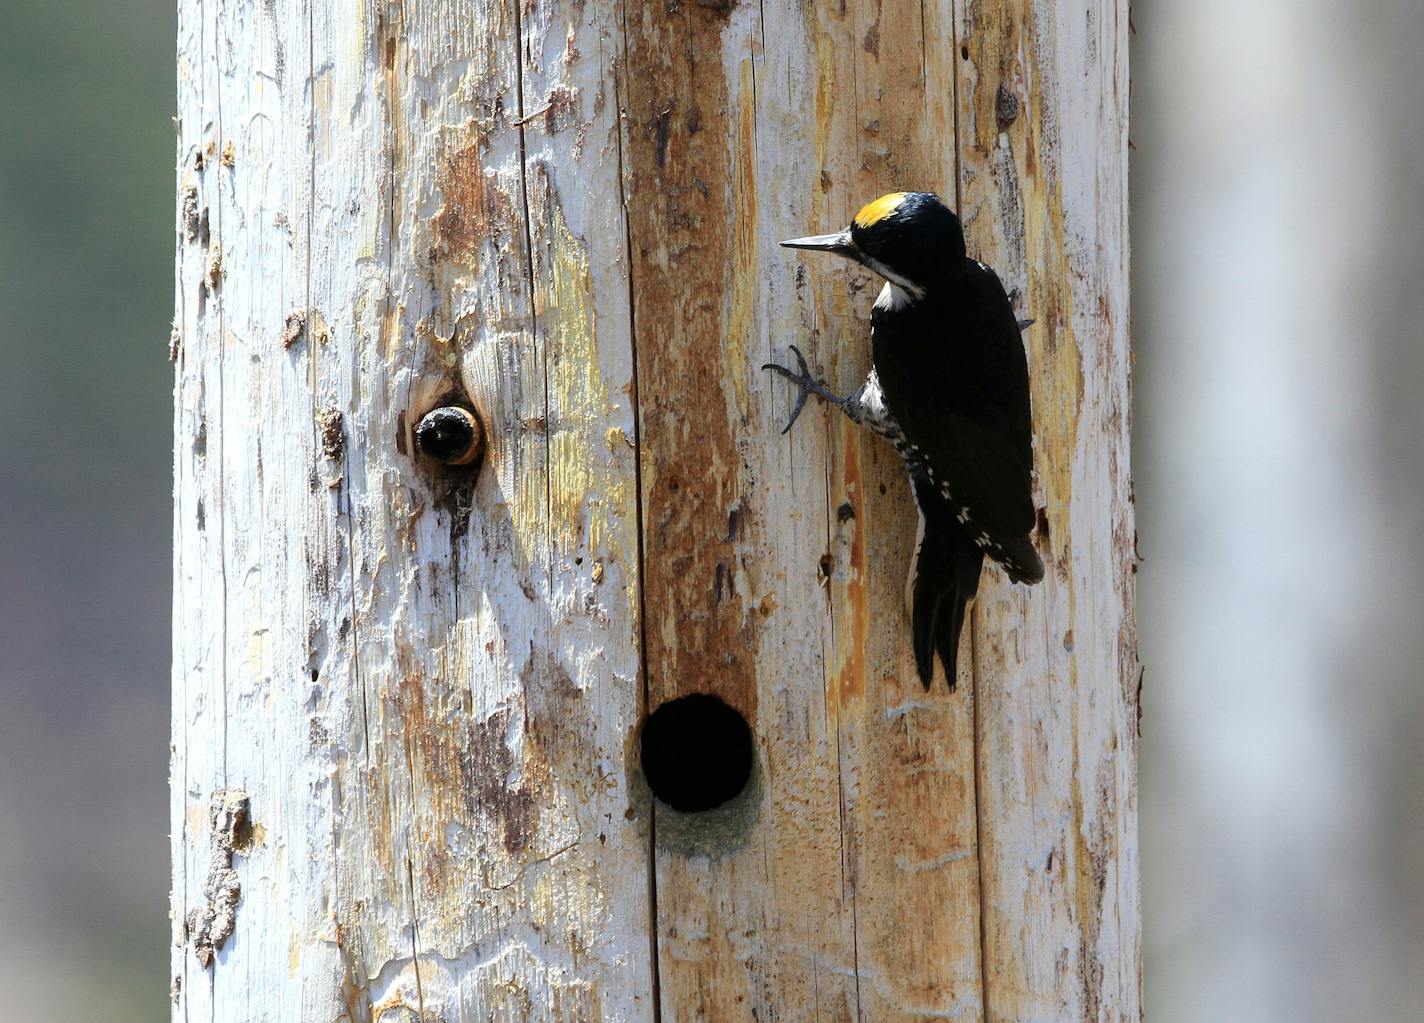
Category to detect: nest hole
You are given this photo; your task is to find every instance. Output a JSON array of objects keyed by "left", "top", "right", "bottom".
[{"left": 639, "top": 693, "right": 754, "bottom": 813}]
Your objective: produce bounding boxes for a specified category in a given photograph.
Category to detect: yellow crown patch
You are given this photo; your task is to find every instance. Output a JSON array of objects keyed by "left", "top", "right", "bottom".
[{"left": 853, "top": 192, "right": 910, "bottom": 229}]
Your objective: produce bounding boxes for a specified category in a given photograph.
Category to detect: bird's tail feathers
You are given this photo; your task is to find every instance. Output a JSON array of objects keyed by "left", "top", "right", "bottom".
[{"left": 909, "top": 519, "right": 984, "bottom": 689}]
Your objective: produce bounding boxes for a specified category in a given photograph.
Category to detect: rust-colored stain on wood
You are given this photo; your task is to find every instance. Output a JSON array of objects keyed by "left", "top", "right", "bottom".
[
  {"left": 622, "top": 4, "right": 756, "bottom": 720},
  {"left": 384, "top": 639, "right": 605, "bottom": 906},
  {"left": 432, "top": 141, "right": 518, "bottom": 268}
]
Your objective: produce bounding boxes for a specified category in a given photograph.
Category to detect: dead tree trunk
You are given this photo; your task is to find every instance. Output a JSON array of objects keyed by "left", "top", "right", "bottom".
[{"left": 172, "top": 1, "right": 1137, "bottom": 1019}]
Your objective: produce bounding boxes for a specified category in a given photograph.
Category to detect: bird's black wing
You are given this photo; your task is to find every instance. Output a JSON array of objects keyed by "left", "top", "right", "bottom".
[
  {"left": 965, "top": 260, "right": 1035, "bottom": 474},
  {"left": 875, "top": 260, "right": 1042, "bottom": 582}
]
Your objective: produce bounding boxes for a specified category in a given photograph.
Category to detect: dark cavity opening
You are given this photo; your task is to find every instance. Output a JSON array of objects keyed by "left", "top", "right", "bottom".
[
  {"left": 639, "top": 693, "right": 754, "bottom": 813},
  {"left": 414, "top": 405, "right": 482, "bottom": 466}
]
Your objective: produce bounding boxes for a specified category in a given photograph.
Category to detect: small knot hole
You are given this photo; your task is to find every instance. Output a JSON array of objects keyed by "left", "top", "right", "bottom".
[{"left": 414, "top": 405, "right": 483, "bottom": 466}]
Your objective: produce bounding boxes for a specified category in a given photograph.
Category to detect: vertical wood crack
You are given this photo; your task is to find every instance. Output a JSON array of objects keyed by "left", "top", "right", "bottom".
[
  {"left": 971, "top": 617, "right": 993, "bottom": 1021},
  {"left": 509, "top": 0, "right": 553, "bottom": 596},
  {"left": 211, "top": 0, "right": 230, "bottom": 791},
  {"left": 612, "top": 7, "right": 663, "bottom": 1016},
  {"left": 950, "top": 0, "right": 965, "bottom": 217},
  {"left": 406, "top": 854, "right": 427, "bottom": 1019},
  {"left": 951, "top": 9, "right": 990, "bottom": 1016}
]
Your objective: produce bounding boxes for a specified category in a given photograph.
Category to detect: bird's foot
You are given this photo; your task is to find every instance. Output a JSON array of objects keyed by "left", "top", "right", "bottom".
[
  {"left": 761, "top": 345, "right": 856, "bottom": 434},
  {"left": 1006, "top": 287, "right": 1036, "bottom": 332}
]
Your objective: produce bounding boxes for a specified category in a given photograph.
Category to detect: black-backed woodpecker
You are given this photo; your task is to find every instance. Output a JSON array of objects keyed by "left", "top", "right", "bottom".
[{"left": 765, "top": 191, "right": 1044, "bottom": 689}]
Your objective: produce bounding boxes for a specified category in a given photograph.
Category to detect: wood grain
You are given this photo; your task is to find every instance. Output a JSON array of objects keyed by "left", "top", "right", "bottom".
[
  {"left": 957, "top": 2, "right": 1142, "bottom": 1019},
  {"left": 174, "top": 0, "right": 653, "bottom": 1018}
]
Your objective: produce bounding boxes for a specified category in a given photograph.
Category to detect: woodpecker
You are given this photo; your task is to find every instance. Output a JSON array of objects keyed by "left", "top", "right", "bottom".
[{"left": 764, "top": 191, "right": 1043, "bottom": 689}]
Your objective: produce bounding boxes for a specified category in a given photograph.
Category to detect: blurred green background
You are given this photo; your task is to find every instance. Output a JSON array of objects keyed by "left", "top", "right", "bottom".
[
  {"left": 0, "top": 0, "right": 174, "bottom": 1020},
  {"left": 3, "top": 0, "right": 1423, "bottom": 1020}
]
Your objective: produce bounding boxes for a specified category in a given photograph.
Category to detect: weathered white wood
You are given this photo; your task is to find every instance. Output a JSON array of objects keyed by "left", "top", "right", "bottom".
[
  {"left": 956, "top": 4, "right": 1141, "bottom": 1018},
  {"left": 174, "top": 0, "right": 653, "bottom": 1018},
  {"left": 174, "top": 1, "right": 1137, "bottom": 1020}
]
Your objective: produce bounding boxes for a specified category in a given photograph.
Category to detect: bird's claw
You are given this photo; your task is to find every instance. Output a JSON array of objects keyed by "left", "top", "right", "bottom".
[
  {"left": 761, "top": 344, "right": 818, "bottom": 434},
  {"left": 1006, "top": 288, "right": 1035, "bottom": 331}
]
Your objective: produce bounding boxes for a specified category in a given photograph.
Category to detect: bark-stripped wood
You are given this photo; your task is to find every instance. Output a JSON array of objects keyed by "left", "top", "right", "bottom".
[
  {"left": 956, "top": 5, "right": 1140, "bottom": 1019},
  {"left": 173, "top": 1, "right": 1137, "bottom": 1020},
  {"left": 174, "top": 0, "right": 652, "bottom": 1018}
]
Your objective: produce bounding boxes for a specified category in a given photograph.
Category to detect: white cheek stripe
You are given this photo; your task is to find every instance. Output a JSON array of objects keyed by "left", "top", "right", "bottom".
[
  {"left": 874, "top": 281, "right": 914, "bottom": 311},
  {"left": 860, "top": 254, "right": 926, "bottom": 300}
]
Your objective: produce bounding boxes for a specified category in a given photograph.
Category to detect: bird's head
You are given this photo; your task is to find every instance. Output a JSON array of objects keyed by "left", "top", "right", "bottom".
[{"left": 780, "top": 191, "right": 965, "bottom": 299}]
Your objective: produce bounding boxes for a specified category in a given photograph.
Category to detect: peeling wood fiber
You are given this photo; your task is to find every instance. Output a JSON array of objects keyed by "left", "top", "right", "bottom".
[
  {"left": 185, "top": 789, "right": 249, "bottom": 968},
  {"left": 173, "top": 0, "right": 1136, "bottom": 1020}
]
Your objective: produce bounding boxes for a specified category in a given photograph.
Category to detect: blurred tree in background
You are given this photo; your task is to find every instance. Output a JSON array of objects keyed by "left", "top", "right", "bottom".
[
  {"left": 0, "top": 2, "right": 173, "bottom": 1020},
  {"left": 1136, "top": 1, "right": 1424, "bottom": 1019}
]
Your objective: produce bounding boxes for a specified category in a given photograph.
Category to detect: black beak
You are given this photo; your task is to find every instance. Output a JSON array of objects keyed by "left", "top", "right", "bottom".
[{"left": 780, "top": 229, "right": 858, "bottom": 260}]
